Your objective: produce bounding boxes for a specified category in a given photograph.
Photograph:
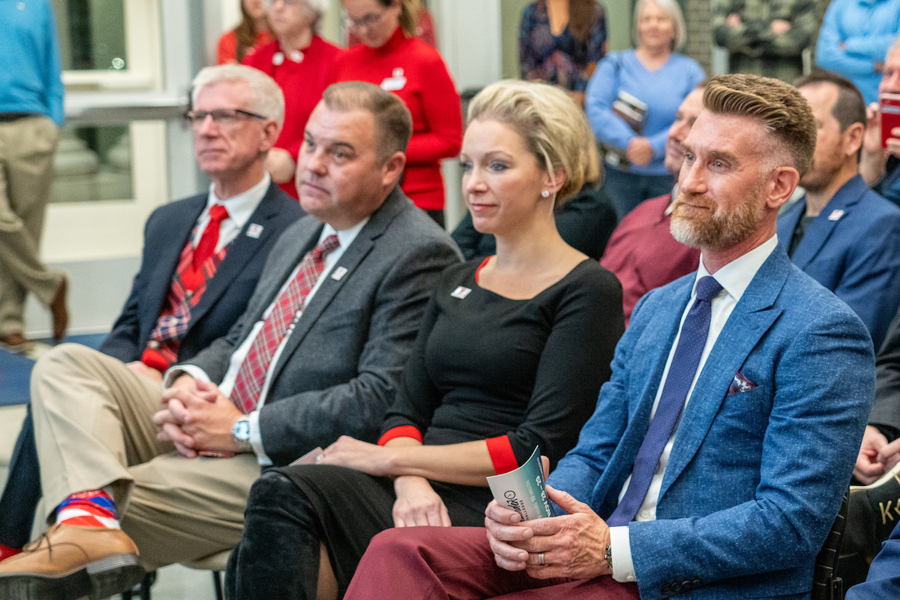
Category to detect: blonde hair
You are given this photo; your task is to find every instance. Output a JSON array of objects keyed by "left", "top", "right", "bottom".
[
  {"left": 633, "top": 0, "right": 687, "bottom": 51},
  {"left": 704, "top": 74, "right": 816, "bottom": 176},
  {"left": 192, "top": 64, "right": 285, "bottom": 129},
  {"left": 467, "top": 80, "right": 600, "bottom": 206}
]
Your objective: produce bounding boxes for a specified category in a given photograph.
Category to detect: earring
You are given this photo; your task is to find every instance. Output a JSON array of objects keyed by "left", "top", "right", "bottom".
[{"left": 541, "top": 190, "right": 550, "bottom": 198}]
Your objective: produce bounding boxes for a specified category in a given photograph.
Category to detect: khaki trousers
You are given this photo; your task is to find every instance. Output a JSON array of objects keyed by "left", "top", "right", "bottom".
[
  {"left": 0, "top": 116, "right": 64, "bottom": 336},
  {"left": 31, "top": 343, "right": 259, "bottom": 571}
]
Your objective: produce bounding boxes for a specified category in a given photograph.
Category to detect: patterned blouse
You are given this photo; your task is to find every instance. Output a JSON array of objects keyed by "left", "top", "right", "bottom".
[{"left": 519, "top": 0, "right": 607, "bottom": 92}]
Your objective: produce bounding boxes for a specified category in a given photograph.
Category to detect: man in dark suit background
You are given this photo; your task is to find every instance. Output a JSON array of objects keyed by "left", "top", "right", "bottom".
[
  {"left": 0, "top": 81, "right": 460, "bottom": 600},
  {"left": 0, "top": 63, "right": 303, "bottom": 564},
  {"left": 777, "top": 71, "right": 900, "bottom": 349}
]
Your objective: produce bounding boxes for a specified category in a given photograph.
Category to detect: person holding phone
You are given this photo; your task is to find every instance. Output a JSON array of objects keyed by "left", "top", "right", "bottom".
[{"left": 860, "top": 41, "right": 900, "bottom": 206}]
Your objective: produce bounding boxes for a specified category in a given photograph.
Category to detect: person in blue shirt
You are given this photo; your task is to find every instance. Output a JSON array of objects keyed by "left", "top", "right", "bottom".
[
  {"left": 0, "top": 0, "right": 68, "bottom": 350},
  {"left": 815, "top": 0, "right": 900, "bottom": 105},
  {"left": 585, "top": 0, "right": 704, "bottom": 222}
]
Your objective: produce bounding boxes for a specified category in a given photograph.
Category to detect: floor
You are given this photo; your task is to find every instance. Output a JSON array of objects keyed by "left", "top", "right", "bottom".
[{"left": 0, "top": 408, "right": 218, "bottom": 599}]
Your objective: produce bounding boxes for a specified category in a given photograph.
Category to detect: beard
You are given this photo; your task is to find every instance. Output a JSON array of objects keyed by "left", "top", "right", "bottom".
[{"left": 669, "top": 188, "right": 766, "bottom": 251}]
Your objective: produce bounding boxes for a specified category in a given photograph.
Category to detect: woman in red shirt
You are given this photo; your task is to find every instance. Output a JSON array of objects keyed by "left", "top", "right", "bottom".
[
  {"left": 216, "top": 0, "right": 273, "bottom": 64},
  {"left": 335, "top": 0, "right": 462, "bottom": 225},
  {"left": 244, "top": 0, "right": 343, "bottom": 198}
]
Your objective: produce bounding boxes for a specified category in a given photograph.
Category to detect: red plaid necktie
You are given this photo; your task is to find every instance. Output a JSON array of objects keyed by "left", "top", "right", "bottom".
[
  {"left": 193, "top": 204, "right": 229, "bottom": 270},
  {"left": 230, "top": 234, "right": 340, "bottom": 412}
]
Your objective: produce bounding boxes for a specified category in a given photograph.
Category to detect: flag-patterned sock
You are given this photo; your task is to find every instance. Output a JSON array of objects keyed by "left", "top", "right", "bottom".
[
  {"left": 0, "top": 543, "right": 22, "bottom": 563},
  {"left": 56, "top": 488, "right": 120, "bottom": 529}
]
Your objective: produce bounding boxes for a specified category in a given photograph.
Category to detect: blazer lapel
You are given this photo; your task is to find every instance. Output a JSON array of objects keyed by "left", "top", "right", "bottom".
[
  {"left": 790, "top": 176, "right": 867, "bottom": 269},
  {"left": 593, "top": 279, "right": 693, "bottom": 509},
  {"left": 269, "top": 188, "right": 408, "bottom": 379},
  {"left": 657, "top": 250, "right": 791, "bottom": 500},
  {"left": 188, "top": 183, "right": 286, "bottom": 324}
]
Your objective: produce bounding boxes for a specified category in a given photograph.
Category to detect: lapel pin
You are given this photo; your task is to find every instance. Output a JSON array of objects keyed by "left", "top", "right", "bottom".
[
  {"left": 246, "top": 224, "right": 264, "bottom": 238},
  {"left": 451, "top": 286, "right": 471, "bottom": 299},
  {"left": 331, "top": 266, "right": 348, "bottom": 281},
  {"left": 828, "top": 210, "right": 844, "bottom": 221}
]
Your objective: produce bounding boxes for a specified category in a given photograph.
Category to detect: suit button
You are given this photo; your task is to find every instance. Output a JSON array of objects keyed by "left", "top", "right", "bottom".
[
  {"left": 671, "top": 581, "right": 682, "bottom": 592},
  {"left": 661, "top": 583, "right": 671, "bottom": 594}
]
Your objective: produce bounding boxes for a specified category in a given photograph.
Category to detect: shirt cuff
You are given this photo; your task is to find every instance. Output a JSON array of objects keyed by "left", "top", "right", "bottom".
[
  {"left": 485, "top": 435, "right": 519, "bottom": 475},
  {"left": 378, "top": 425, "right": 423, "bottom": 446},
  {"left": 609, "top": 525, "right": 637, "bottom": 583},
  {"left": 162, "top": 364, "right": 210, "bottom": 388},
  {"left": 248, "top": 410, "right": 272, "bottom": 466}
]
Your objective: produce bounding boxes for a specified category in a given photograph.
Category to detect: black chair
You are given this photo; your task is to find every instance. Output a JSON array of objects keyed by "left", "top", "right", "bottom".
[{"left": 812, "top": 490, "right": 850, "bottom": 600}]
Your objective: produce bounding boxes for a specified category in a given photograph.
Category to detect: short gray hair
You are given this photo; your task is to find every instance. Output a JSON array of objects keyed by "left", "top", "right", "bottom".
[
  {"left": 633, "top": 0, "right": 687, "bottom": 52},
  {"left": 191, "top": 64, "right": 285, "bottom": 129}
]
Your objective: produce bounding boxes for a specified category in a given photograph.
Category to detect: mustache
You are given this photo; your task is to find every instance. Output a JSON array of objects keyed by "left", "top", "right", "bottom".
[{"left": 672, "top": 192, "right": 717, "bottom": 212}]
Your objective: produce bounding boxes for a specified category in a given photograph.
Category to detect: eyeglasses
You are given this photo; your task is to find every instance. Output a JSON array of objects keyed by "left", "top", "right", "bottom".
[
  {"left": 343, "top": 7, "right": 388, "bottom": 31},
  {"left": 183, "top": 109, "right": 268, "bottom": 129}
]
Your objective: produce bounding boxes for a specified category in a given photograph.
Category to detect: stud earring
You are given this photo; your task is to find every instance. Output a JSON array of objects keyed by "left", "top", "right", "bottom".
[{"left": 541, "top": 190, "right": 550, "bottom": 198}]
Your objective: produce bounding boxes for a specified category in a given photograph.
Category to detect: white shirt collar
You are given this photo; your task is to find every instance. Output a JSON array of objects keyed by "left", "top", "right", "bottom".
[
  {"left": 694, "top": 234, "right": 778, "bottom": 303},
  {"left": 318, "top": 216, "right": 370, "bottom": 249},
  {"left": 208, "top": 172, "right": 272, "bottom": 230}
]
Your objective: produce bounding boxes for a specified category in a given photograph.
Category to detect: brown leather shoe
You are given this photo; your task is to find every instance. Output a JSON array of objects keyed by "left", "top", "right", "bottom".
[
  {"left": 0, "top": 524, "right": 144, "bottom": 600},
  {"left": 49, "top": 275, "right": 68, "bottom": 342},
  {"left": 0, "top": 332, "right": 33, "bottom": 354}
]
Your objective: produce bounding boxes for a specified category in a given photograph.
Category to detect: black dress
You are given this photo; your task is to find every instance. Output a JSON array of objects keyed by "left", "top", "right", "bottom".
[{"left": 226, "top": 259, "right": 625, "bottom": 599}]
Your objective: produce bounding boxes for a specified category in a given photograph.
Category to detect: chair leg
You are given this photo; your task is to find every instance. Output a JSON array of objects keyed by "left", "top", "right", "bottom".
[
  {"left": 213, "top": 570, "right": 224, "bottom": 600},
  {"left": 140, "top": 570, "right": 155, "bottom": 600}
]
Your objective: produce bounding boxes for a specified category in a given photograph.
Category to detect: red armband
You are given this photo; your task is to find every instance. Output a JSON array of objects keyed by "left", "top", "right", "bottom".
[
  {"left": 486, "top": 435, "right": 519, "bottom": 475},
  {"left": 377, "top": 425, "right": 423, "bottom": 446}
]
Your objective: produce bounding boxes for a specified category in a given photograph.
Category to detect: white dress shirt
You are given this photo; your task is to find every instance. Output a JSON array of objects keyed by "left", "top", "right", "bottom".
[
  {"left": 610, "top": 235, "right": 778, "bottom": 583},
  {"left": 165, "top": 218, "right": 369, "bottom": 465},
  {"left": 193, "top": 173, "right": 271, "bottom": 251}
]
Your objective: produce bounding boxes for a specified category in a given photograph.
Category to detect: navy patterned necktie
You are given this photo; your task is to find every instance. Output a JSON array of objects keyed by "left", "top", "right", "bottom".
[{"left": 607, "top": 276, "right": 724, "bottom": 526}]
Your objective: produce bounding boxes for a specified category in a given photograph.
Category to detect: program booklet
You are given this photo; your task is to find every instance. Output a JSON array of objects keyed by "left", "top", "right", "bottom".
[
  {"left": 604, "top": 90, "right": 648, "bottom": 170},
  {"left": 486, "top": 446, "right": 552, "bottom": 521}
]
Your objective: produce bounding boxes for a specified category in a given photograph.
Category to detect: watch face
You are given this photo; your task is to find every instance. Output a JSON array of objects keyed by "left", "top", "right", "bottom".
[{"left": 234, "top": 420, "right": 251, "bottom": 441}]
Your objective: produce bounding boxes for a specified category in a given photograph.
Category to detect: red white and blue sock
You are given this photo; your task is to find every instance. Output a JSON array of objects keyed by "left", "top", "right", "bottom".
[{"left": 56, "top": 488, "right": 119, "bottom": 529}]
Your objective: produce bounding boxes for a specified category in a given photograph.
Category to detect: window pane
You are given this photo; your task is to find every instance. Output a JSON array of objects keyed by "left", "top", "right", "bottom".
[
  {"left": 50, "top": 126, "right": 133, "bottom": 203},
  {"left": 52, "top": 0, "right": 128, "bottom": 71}
]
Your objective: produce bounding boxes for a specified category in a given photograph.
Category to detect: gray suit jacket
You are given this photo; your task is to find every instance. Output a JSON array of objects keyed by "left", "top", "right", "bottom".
[{"left": 185, "top": 188, "right": 462, "bottom": 465}]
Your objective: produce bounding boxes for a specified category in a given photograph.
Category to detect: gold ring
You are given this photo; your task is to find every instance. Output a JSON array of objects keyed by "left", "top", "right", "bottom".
[{"left": 538, "top": 552, "right": 545, "bottom": 566}]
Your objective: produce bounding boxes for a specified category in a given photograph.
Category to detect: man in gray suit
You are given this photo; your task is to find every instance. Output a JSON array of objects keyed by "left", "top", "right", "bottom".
[{"left": 0, "top": 82, "right": 460, "bottom": 600}]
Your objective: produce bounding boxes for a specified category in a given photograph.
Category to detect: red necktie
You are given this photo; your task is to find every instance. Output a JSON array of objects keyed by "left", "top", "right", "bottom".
[
  {"left": 230, "top": 234, "right": 341, "bottom": 412},
  {"left": 193, "top": 204, "right": 230, "bottom": 270}
]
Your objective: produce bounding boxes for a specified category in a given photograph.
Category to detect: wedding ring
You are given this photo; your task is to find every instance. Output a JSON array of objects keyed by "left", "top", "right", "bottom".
[
  {"left": 538, "top": 552, "right": 545, "bottom": 566},
  {"left": 315, "top": 453, "right": 324, "bottom": 463}
]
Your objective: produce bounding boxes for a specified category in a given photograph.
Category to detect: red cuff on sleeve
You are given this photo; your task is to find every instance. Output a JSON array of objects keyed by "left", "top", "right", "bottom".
[
  {"left": 378, "top": 426, "right": 423, "bottom": 446},
  {"left": 486, "top": 435, "right": 519, "bottom": 475}
]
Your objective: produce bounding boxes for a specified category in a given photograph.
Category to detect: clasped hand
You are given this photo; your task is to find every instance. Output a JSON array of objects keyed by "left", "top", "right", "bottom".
[
  {"left": 485, "top": 485, "right": 612, "bottom": 580},
  {"left": 153, "top": 378, "right": 244, "bottom": 457}
]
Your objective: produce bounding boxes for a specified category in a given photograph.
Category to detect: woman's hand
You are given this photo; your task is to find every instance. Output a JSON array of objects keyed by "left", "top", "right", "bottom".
[
  {"left": 392, "top": 476, "right": 451, "bottom": 528},
  {"left": 626, "top": 137, "right": 654, "bottom": 166},
  {"left": 317, "top": 435, "right": 394, "bottom": 476}
]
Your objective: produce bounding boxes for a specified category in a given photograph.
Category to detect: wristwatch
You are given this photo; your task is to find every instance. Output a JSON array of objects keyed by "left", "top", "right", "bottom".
[
  {"left": 605, "top": 544, "right": 613, "bottom": 573},
  {"left": 231, "top": 416, "right": 252, "bottom": 453}
]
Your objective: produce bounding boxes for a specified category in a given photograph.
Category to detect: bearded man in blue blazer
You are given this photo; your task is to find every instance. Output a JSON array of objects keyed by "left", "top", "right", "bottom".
[
  {"left": 0, "top": 64, "right": 303, "bottom": 562},
  {"left": 340, "top": 75, "right": 876, "bottom": 600}
]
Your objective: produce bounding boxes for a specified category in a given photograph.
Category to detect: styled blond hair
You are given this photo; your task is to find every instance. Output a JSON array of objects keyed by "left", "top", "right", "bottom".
[
  {"left": 192, "top": 64, "right": 285, "bottom": 129},
  {"left": 703, "top": 74, "right": 816, "bottom": 176},
  {"left": 467, "top": 80, "right": 600, "bottom": 206}
]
